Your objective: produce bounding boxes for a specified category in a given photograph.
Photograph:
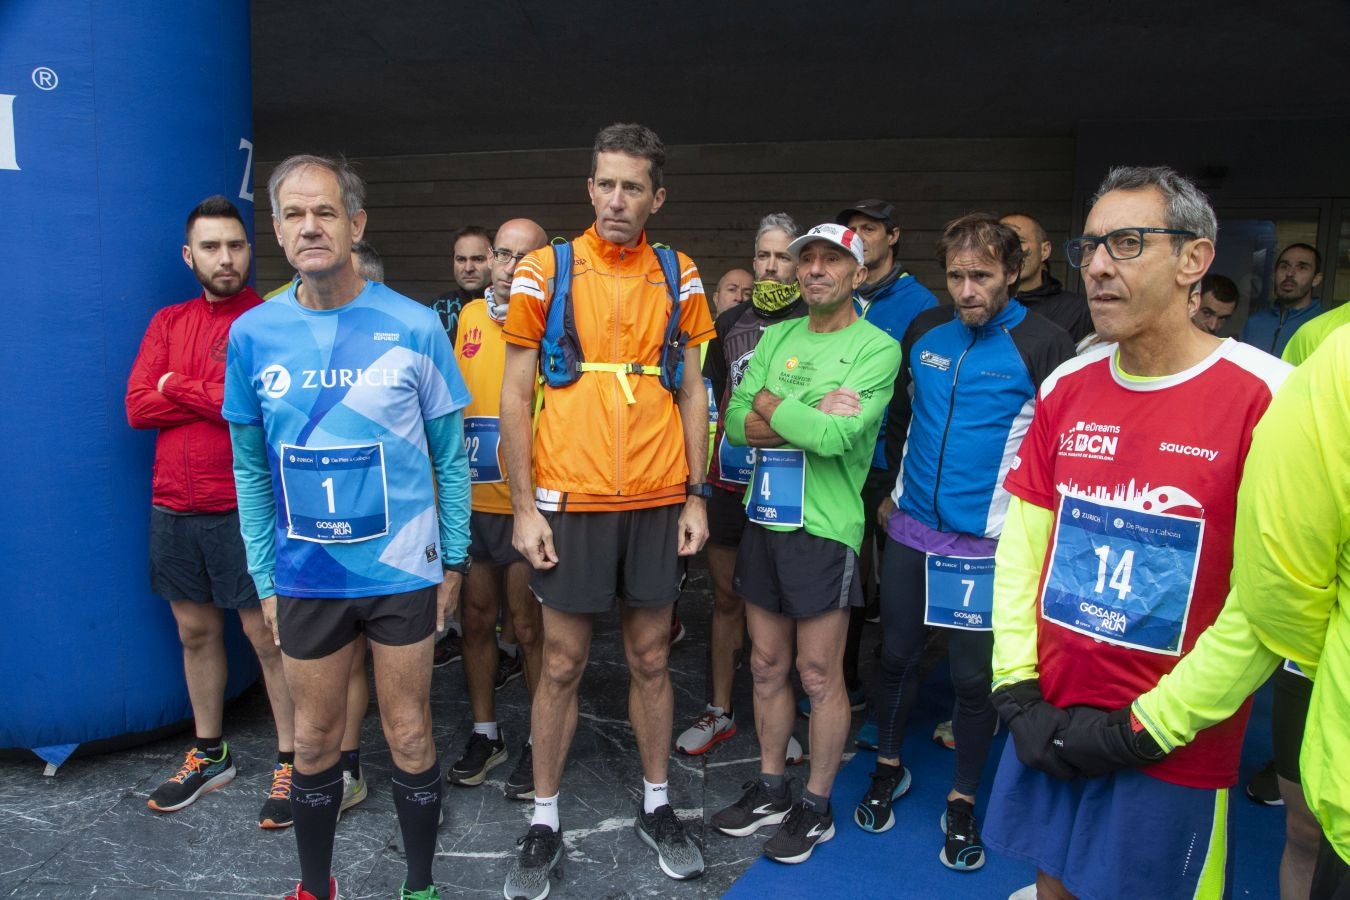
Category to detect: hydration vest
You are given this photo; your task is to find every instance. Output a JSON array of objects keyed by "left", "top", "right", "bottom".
[{"left": 539, "top": 239, "right": 688, "bottom": 404}]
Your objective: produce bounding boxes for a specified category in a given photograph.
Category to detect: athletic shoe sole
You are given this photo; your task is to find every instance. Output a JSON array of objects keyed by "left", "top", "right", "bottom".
[
  {"left": 676, "top": 722, "right": 737, "bottom": 756},
  {"left": 146, "top": 765, "right": 237, "bottom": 812},
  {"left": 449, "top": 746, "right": 508, "bottom": 787},
  {"left": 765, "top": 822, "right": 834, "bottom": 864}
]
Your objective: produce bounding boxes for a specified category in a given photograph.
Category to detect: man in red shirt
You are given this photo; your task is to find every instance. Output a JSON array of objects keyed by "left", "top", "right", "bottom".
[{"left": 126, "top": 196, "right": 296, "bottom": 828}]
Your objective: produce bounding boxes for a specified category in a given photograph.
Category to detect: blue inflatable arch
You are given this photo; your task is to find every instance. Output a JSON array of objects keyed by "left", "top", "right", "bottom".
[{"left": 0, "top": 1, "right": 260, "bottom": 764}]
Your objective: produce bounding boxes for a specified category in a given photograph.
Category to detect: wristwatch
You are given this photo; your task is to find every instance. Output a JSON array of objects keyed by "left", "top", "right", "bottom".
[
  {"left": 443, "top": 559, "right": 471, "bottom": 576},
  {"left": 686, "top": 482, "right": 712, "bottom": 499}
]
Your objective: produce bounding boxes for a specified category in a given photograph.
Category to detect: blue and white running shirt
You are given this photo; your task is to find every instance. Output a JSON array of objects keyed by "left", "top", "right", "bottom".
[{"left": 224, "top": 282, "right": 471, "bottom": 599}]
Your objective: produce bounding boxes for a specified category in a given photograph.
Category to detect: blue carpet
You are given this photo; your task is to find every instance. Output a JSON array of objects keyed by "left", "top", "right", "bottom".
[{"left": 726, "top": 675, "right": 1284, "bottom": 899}]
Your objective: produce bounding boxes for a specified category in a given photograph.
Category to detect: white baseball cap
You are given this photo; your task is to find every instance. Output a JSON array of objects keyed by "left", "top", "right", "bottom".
[{"left": 787, "top": 223, "right": 866, "bottom": 266}]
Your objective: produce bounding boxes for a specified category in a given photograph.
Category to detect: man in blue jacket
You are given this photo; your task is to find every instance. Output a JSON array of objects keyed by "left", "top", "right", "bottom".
[
  {"left": 1241, "top": 243, "right": 1324, "bottom": 357},
  {"left": 854, "top": 214, "right": 1072, "bottom": 873}
]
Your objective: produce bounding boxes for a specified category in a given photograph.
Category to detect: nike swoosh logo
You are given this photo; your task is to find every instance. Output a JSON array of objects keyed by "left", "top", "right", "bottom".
[{"left": 840, "top": 358, "right": 853, "bottom": 364}]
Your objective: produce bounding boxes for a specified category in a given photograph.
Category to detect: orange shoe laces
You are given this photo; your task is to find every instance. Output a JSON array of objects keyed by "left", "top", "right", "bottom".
[
  {"left": 269, "top": 762, "right": 294, "bottom": 800},
  {"left": 168, "top": 749, "right": 208, "bottom": 784}
]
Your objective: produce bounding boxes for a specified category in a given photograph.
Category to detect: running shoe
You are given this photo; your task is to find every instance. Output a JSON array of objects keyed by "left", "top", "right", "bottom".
[
  {"left": 786, "top": 735, "right": 805, "bottom": 766},
  {"left": 675, "top": 705, "right": 736, "bottom": 755},
  {"left": 433, "top": 631, "right": 462, "bottom": 668},
  {"left": 853, "top": 765, "right": 911, "bottom": 833},
  {"left": 1245, "top": 760, "right": 1284, "bottom": 806},
  {"left": 400, "top": 884, "right": 439, "bottom": 899},
  {"left": 855, "top": 719, "right": 878, "bottom": 751},
  {"left": 147, "top": 744, "right": 236, "bottom": 812},
  {"left": 503, "top": 825, "right": 564, "bottom": 900},
  {"left": 284, "top": 876, "right": 336, "bottom": 900},
  {"left": 259, "top": 762, "right": 294, "bottom": 829},
  {"left": 448, "top": 730, "right": 507, "bottom": 786},
  {"left": 495, "top": 649, "right": 523, "bottom": 691},
  {"left": 763, "top": 800, "right": 834, "bottom": 864},
  {"left": 940, "top": 798, "right": 985, "bottom": 871},
  {"left": 712, "top": 779, "right": 792, "bottom": 837},
  {"left": 504, "top": 741, "right": 534, "bottom": 801},
  {"left": 336, "top": 769, "right": 367, "bottom": 821},
  {"left": 933, "top": 719, "right": 956, "bottom": 750},
  {"left": 634, "top": 803, "right": 705, "bottom": 880}
]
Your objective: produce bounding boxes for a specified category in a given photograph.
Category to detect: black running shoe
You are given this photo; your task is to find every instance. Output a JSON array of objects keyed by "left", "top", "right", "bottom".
[
  {"left": 939, "top": 798, "right": 985, "bottom": 871},
  {"left": 495, "top": 649, "right": 523, "bottom": 691},
  {"left": 433, "top": 632, "right": 462, "bottom": 668},
  {"left": 504, "top": 742, "right": 534, "bottom": 801},
  {"left": 634, "top": 803, "right": 704, "bottom": 880},
  {"left": 448, "top": 730, "right": 507, "bottom": 786},
  {"left": 258, "top": 762, "right": 294, "bottom": 829},
  {"left": 763, "top": 800, "right": 834, "bottom": 864},
  {"left": 852, "top": 765, "right": 910, "bottom": 834},
  {"left": 503, "top": 825, "right": 564, "bottom": 900},
  {"left": 712, "top": 779, "right": 792, "bottom": 837},
  {"left": 146, "top": 744, "right": 236, "bottom": 812}
]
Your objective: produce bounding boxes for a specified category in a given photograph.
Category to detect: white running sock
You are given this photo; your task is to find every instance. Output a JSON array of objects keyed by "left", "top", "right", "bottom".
[
  {"left": 532, "top": 793, "right": 559, "bottom": 830},
  {"left": 643, "top": 779, "right": 669, "bottom": 814},
  {"left": 473, "top": 721, "right": 499, "bottom": 741}
]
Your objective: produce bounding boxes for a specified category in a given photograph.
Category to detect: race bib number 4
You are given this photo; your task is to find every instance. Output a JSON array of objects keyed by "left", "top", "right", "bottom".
[
  {"left": 718, "top": 434, "right": 755, "bottom": 485},
  {"left": 746, "top": 448, "right": 805, "bottom": 527},
  {"left": 1041, "top": 494, "right": 1203, "bottom": 655},
  {"left": 464, "top": 416, "right": 503, "bottom": 484},
  {"left": 280, "top": 443, "right": 389, "bottom": 543},
  {"left": 924, "top": 554, "right": 994, "bottom": 631}
]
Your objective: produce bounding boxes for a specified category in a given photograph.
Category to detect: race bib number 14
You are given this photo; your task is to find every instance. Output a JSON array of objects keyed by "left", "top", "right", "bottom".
[{"left": 1041, "top": 494, "right": 1203, "bottom": 655}]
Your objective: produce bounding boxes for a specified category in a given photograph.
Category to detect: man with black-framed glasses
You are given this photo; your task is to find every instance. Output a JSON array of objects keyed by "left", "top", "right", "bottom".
[
  {"left": 985, "top": 165, "right": 1292, "bottom": 900},
  {"left": 445, "top": 218, "right": 549, "bottom": 799}
]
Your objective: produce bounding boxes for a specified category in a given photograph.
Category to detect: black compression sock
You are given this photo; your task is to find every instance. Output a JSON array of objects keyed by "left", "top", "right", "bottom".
[
  {"left": 290, "top": 761, "right": 343, "bottom": 899},
  {"left": 392, "top": 760, "right": 442, "bottom": 892}
]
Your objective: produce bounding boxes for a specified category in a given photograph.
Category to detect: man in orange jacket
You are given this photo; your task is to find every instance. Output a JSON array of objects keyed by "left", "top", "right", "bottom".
[{"left": 498, "top": 123, "right": 714, "bottom": 898}]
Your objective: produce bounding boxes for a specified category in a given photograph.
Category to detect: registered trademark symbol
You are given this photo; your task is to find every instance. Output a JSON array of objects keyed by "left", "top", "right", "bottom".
[{"left": 31, "top": 67, "right": 58, "bottom": 91}]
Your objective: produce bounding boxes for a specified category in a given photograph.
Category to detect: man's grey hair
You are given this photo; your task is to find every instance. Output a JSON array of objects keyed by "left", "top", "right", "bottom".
[
  {"left": 1092, "top": 166, "right": 1217, "bottom": 248},
  {"left": 268, "top": 154, "right": 366, "bottom": 220},
  {"left": 351, "top": 240, "right": 384, "bottom": 282},
  {"left": 755, "top": 212, "right": 801, "bottom": 246}
]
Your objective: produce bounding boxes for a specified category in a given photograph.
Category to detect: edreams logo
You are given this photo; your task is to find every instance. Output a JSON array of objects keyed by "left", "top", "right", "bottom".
[
  {"left": 1058, "top": 420, "right": 1121, "bottom": 461},
  {"left": 260, "top": 364, "right": 291, "bottom": 398}
]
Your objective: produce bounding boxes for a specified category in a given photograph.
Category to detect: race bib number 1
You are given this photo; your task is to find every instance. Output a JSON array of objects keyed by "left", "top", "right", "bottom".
[
  {"left": 924, "top": 554, "right": 994, "bottom": 631},
  {"left": 1041, "top": 494, "right": 1203, "bottom": 655},
  {"left": 280, "top": 443, "right": 389, "bottom": 543},
  {"left": 746, "top": 448, "right": 805, "bottom": 527},
  {"left": 464, "top": 416, "right": 503, "bottom": 484}
]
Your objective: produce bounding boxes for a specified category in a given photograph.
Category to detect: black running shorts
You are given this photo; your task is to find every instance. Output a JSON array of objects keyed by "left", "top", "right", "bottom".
[
  {"left": 149, "top": 507, "right": 259, "bottom": 610},
  {"left": 733, "top": 523, "right": 862, "bottom": 619},
  {"left": 276, "top": 585, "right": 437, "bottom": 659}
]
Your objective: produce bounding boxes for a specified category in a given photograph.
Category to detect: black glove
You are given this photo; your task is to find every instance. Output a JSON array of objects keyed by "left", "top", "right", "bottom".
[
  {"left": 990, "top": 680, "right": 1078, "bottom": 781},
  {"left": 1052, "top": 705, "right": 1167, "bottom": 778}
]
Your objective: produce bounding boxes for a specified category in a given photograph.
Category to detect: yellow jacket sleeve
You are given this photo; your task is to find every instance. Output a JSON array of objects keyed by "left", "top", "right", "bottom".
[{"left": 992, "top": 495, "right": 1054, "bottom": 690}]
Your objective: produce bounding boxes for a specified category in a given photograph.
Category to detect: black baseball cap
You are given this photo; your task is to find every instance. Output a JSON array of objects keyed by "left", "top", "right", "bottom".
[{"left": 836, "top": 199, "right": 896, "bottom": 229}]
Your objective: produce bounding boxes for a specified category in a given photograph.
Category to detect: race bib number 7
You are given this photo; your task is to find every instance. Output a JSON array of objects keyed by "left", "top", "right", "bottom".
[
  {"left": 1041, "top": 494, "right": 1203, "bottom": 655},
  {"left": 280, "top": 443, "right": 389, "bottom": 543}
]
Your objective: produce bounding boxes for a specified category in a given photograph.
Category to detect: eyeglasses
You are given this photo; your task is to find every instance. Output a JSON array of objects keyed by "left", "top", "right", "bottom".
[
  {"left": 1064, "top": 227, "right": 1197, "bottom": 268},
  {"left": 490, "top": 247, "right": 528, "bottom": 264}
]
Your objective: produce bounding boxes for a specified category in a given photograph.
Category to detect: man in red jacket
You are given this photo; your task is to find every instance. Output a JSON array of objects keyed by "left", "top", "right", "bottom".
[{"left": 125, "top": 195, "right": 297, "bottom": 828}]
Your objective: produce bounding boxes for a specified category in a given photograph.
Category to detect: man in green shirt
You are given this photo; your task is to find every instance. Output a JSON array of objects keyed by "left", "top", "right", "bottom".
[{"left": 711, "top": 223, "right": 900, "bottom": 865}]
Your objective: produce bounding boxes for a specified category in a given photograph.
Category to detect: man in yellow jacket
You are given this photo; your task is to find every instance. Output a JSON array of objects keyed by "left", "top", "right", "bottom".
[{"left": 1236, "top": 325, "right": 1350, "bottom": 899}]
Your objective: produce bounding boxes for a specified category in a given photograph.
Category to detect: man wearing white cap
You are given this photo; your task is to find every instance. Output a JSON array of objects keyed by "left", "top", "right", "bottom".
[{"left": 711, "top": 224, "right": 901, "bottom": 865}]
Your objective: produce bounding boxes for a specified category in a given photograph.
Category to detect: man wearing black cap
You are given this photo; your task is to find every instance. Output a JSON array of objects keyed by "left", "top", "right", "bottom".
[{"left": 834, "top": 200, "right": 939, "bottom": 719}]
